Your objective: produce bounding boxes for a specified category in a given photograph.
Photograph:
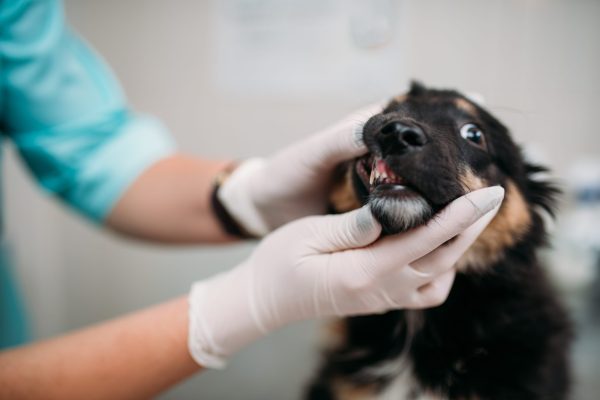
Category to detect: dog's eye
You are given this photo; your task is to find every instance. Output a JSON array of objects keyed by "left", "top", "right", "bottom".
[{"left": 460, "top": 124, "right": 485, "bottom": 147}]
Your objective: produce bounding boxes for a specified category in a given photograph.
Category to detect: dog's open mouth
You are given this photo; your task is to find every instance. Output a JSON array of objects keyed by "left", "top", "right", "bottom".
[
  {"left": 355, "top": 155, "right": 426, "bottom": 201},
  {"left": 354, "top": 154, "right": 435, "bottom": 234}
]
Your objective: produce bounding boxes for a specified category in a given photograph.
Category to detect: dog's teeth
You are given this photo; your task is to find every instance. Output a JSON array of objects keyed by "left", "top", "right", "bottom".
[{"left": 370, "top": 157, "right": 405, "bottom": 186}]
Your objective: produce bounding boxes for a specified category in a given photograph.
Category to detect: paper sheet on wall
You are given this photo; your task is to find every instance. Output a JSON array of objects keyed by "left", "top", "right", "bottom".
[{"left": 211, "top": 0, "right": 407, "bottom": 100}]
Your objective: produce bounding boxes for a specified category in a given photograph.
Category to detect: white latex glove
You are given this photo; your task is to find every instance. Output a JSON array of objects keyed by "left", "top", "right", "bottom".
[
  {"left": 188, "top": 186, "right": 504, "bottom": 368},
  {"left": 218, "top": 103, "right": 383, "bottom": 236}
]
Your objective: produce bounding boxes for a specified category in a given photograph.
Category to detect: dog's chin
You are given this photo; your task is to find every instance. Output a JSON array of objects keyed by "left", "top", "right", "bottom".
[
  {"left": 354, "top": 156, "right": 436, "bottom": 234},
  {"left": 368, "top": 185, "right": 434, "bottom": 234}
]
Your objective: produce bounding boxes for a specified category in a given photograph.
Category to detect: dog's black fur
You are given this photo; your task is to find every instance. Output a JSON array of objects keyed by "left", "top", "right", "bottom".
[{"left": 306, "top": 83, "right": 572, "bottom": 400}]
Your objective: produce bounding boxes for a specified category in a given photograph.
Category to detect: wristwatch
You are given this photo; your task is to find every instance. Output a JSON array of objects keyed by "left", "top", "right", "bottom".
[{"left": 210, "top": 163, "right": 255, "bottom": 239}]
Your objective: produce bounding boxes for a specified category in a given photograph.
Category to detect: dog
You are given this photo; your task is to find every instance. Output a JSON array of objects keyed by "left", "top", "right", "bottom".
[{"left": 306, "top": 82, "right": 573, "bottom": 400}]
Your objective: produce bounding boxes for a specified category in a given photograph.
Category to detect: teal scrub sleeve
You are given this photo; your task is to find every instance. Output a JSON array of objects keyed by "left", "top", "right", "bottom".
[
  {"left": 0, "top": 0, "right": 176, "bottom": 221},
  {"left": 0, "top": 242, "right": 31, "bottom": 349}
]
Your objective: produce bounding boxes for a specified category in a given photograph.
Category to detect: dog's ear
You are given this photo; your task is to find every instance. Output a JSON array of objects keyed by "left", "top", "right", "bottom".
[
  {"left": 408, "top": 80, "right": 427, "bottom": 96},
  {"left": 523, "top": 163, "right": 561, "bottom": 218}
]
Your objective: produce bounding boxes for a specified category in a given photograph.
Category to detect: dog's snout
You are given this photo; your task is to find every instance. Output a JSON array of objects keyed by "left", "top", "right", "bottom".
[{"left": 377, "top": 121, "right": 427, "bottom": 155}]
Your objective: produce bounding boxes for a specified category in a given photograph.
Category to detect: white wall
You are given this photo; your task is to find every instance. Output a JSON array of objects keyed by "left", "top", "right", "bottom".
[{"left": 3, "top": 0, "right": 599, "bottom": 398}]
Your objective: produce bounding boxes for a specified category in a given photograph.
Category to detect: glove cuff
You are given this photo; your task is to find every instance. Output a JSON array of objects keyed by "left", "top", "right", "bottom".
[
  {"left": 216, "top": 158, "right": 270, "bottom": 237},
  {"left": 188, "top": 267, "right": 268, "bottom": 369},
  {"left": 187, "top": 281, "right": 228, "bottom": 369}
]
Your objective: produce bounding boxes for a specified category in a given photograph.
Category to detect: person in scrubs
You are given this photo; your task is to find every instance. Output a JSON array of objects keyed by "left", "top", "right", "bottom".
[{"left": 0, "top": 0, "right": 504, "bottom": 397}]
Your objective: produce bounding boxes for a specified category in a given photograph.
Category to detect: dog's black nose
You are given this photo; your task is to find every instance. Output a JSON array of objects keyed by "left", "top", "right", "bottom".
[{"left": 376, "top": 121, "right": 427, "bottom": 155}]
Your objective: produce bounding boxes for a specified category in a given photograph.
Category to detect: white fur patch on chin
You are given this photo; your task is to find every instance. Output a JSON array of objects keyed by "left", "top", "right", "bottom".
[
  {"left": 358, "top": 357, "right": 444, "bottom": 400},
  {"left": 369, "top": 195, "right": 433, "bottom": 233}
]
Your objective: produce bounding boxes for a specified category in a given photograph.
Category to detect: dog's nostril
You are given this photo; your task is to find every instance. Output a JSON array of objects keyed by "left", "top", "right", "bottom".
[
  {"left": 402, "top": 129, "right": 426, "bottom": 147},
  {"left": 381, "top": 122, "right": 404, "bottom": 137},
  {"left": 378, "top": 121, "right": 426, "bottom": 152}
]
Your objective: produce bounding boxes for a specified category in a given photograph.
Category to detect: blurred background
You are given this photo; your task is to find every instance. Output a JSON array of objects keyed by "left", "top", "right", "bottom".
[{"left": 3, "top": 0, "right": 600, "bottom": 398}]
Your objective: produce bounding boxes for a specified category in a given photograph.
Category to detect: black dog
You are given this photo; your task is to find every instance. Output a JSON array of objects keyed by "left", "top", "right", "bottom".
[{"left": 307, "top": 82, "right": 573, "bottom": 400}]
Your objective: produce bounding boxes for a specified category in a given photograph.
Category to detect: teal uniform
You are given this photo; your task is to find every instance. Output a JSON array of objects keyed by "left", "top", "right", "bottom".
[{"left": 0, "top": 0, "right": 175, "bottom": 348}]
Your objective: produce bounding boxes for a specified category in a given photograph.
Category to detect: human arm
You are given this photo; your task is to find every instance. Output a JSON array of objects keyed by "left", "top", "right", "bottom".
[
  {"left": 2, "top": 0, "right": 382, "bottom": 244},
  {"left": 103, "top": 100, "right": 380, "bottom": 243},
  {"left": 0, "top": 297, "right": 199, "bottom": 400},
  {"left": 104, "top": 154, "right": 237, "bottom": 243},
  {"left": 0, "top": 186, "right": 503, "bottom": 397},
  {"left": 1, "top": 0, "right": 189, "bottom": 239},
  {"left": 0, "top": 0, "right": 236, "bottom": 243}
]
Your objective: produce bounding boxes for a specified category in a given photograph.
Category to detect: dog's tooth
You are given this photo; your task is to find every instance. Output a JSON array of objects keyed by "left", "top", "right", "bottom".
[{"left": 369, "top": 169, "right": 376, "bottom": 185}]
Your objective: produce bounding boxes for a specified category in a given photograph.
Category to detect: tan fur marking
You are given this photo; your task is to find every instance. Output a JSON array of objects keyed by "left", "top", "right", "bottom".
[
  {"left": 454, "top": 98, "right": 477, "bottom": 115},
  {"left": 394, "top": 94, "right": 407, "bottom": 103},
  {"left": 456, "top": 180, "right": 532, "bottom": 271},
  {"left": 459, "top": 166, "right": 487, "bottom": 191},
  {"left": 329, "top": 166, "right": 362, "bottom": 212},
  {"left": 332, "top": 380, "right": 379, "bottom": 400},
  {"left": 320, "top": 318, "right": 347, "bottom": 350}
]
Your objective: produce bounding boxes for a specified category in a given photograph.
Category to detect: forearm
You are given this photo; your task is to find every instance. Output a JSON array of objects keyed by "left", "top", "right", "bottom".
[
  {"left": 104, "top": 103, "right": 382, "bottom": 244},
  {"left": 106, "top": 154, "right": 236, "bottom": 244},
  {"left": 0, "top": 296, "right": 201, "bottom": 400}
]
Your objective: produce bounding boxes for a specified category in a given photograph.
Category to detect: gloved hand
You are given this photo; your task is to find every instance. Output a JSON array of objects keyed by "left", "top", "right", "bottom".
[
  {"left": 217, "top": 103, "right": 383, "bottom": 237},
  {"left": 188, "top": 186, "right": 504, "bottom": 368}
]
